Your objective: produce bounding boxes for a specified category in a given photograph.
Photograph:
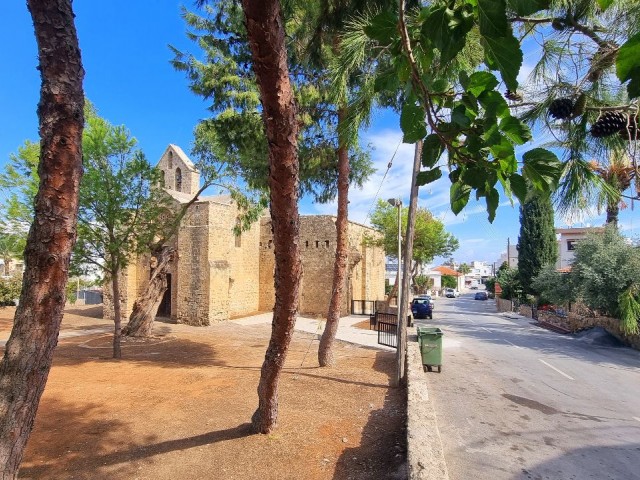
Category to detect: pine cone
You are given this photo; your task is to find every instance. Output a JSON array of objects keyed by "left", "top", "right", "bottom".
[
  {"left": 505, "top": 90, "right": 523, "bottom": 101},
  {"left": 619, "top": 115, "right": 639, "bottom": 141},
  {"left": 549, "top": 98, "right": 574, "bottom": 120},
  {"left": 551, "top": 19, "right": 565, "bottom": 31},
  {"left": 590, "top": 111, "right": 627, "bottom": 138}
]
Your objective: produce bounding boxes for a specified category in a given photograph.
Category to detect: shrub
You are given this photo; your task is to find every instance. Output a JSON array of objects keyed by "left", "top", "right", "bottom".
[{"left": 0, "top": 276, "right": 22, "bottom": 306}]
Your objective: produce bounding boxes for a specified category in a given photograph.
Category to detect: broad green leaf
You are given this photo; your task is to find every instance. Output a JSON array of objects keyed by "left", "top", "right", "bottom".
[
  {"left": 507, "top": 0, "right": 549, "bottom": 16},
  {"left": 459, "top": 71, "right": 470, "bottom": 90},
  {"left": 490, "top": 136, "right": 515, "bottom": 159},
  {"left": 498, "top": 154, "right": 518, "bottom": 175},
  {"left": 400, "top": 101, "right": 427, "bottom": 143},
  {"left": 363, "top": 11, "right": 398, "bottom": 46},
  {"left": 477, "top": 0, "right": 508, "bottom": 38},
  {"left": 481, "top": 34, "right": 522, "bottom": 91},
  {"left": 416, "top": 168, "right": 443, "bottom": 185},
  {"left": 466, "top": 71, "right": 499, "bottom": 97},
  {"left": 509, "top": 173, "right": 527, "bottom": 204},
  {"left": 616, "top": 32, "right": 640, "bottom": 99},
  {"left": 451, "top": 182, "right": 472, "bottom": 214},
  {"left": 483, "top": 122, "right": 503, "bottom": 146},
  {"left": 374, "top": 69, "right": 400, "bottom": 94},
  {"left": 522, "top": 148, "right": 562, "bottom": 192},
  {"left": 462, "top": 165, "right": 491, "bottom": 189},
  {"left": 478, "top": 90, "right": 509, "bottom": 119},
  {"left": 596, "top": 0, "right": 613, "bottom": 10},
  {"left": 451, "top": 105, "right": 472, "bottom": 128},
  {"left": 422, "top": 134, "right": 444, "bottom": 168},
  {"left": 485, "top": 187, "right": 500, "bottom": 222},
  {"left": 499, "top": 116, "right": 532, "bottom": 144},
  {"left": 422, "top": 7, "right": 448, "bottom": 51}
]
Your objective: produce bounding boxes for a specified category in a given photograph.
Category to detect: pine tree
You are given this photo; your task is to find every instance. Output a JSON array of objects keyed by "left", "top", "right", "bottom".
[{"left": 517, "top": 191, "right": 558, "bottom": 296}]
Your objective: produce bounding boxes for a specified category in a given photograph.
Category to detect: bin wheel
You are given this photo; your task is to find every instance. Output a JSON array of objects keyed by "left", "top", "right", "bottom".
[
  {"left": 427, "top": 365, "right": 432, "bottom": 372},
  {"left": 437, "top": 366, "right": 442, "bottom": 373},
  {"left": 423, "top": 365, "right": 427, "bottom": 372}
]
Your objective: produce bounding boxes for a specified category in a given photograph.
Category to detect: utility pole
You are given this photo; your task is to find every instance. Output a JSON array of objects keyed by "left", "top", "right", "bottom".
[{"left": 507, "top": 237, "right": 511, "bottom": 267}]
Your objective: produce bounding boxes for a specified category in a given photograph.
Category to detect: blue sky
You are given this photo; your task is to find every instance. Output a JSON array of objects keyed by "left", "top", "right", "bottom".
[{"left": 3, "top": 2, "right": 638, "bottom": 266}]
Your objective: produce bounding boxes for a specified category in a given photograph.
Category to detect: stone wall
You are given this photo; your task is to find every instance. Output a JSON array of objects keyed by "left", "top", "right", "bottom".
[
  {"left": 258, "top": 216, "right": 386, "bottom": 317},
  {"left": 227, "top": 211, "right": 261, "bottom": 318},
  {"left": 176, "top": 200, "right": 212, "bottom": 325},
  {"left": 537, "top": 310, "right": 640, "bottom": 350}
]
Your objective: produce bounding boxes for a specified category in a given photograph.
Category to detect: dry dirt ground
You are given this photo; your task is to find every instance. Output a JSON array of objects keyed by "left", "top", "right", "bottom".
[{"left": 0, "top": 305, "right": 406, "bottom": 480}]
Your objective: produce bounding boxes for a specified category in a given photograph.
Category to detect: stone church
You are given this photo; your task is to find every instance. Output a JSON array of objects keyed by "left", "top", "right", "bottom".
[{"left": 109, "top": 144, "right": 386, "bottom": 326}]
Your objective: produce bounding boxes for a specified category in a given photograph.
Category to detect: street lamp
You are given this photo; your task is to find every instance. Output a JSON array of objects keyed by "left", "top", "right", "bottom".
[{"left": 387, "top": 198, "right": 402, "bottom": 310}]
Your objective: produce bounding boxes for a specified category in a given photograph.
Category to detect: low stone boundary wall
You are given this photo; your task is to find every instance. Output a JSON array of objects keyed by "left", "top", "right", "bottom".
[
  {"left": 406, "top": 328, "right": 449, "bottom": 479},
  {"left": 495, "top": 297, "right": 512, "bottom": 313}
]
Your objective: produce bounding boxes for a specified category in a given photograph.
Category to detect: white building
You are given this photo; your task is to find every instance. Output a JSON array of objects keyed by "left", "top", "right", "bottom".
[{"left": 555, "top": 227, "right": 604, "bottom": 270}]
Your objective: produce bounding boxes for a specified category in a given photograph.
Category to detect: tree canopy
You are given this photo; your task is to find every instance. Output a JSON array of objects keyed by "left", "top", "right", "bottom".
[{"left": 368, "top": 200, "right": 459, "bottom": 267}]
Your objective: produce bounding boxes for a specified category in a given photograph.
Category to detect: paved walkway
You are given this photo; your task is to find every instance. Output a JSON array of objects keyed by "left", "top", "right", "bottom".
[{"left": 231, "top": 312, "right": 394, "bottom": 351}]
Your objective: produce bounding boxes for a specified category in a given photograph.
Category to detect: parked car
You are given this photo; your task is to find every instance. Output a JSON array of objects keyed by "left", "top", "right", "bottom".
[
  {"left": 470, "top": 285, "right": 478, "bottom": 290},
  {"left": 415, "top": 294, "right": 435, "bottom": 310},
  {"left": 444, "top": 288, "right": 459, "bottom": 298},
  {"left": 474, "top": 291, "right": 488, "bottom": 300},
  {"left": 411, "top": 297, "right": 433, "bottom": 319}
]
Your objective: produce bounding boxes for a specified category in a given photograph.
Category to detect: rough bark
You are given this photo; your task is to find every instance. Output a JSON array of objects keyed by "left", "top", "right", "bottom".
[
  {"left": 122, "top": 246, "right": 175, "bottom": 337},
  {"left": 242, "top": 0, "right": 301, "bottom": 434},
  {"left": 0, "top": 1, "right": 84, "bottom": 477},
  {"left": 318, "top": 109, "right": 350, "bottom": 367},
  {"left": 606, "top": 202, "right": 619, "bottom": 227},
  {"left": 395, "top": 140, "right": 422, "bottom": 387},
  {"left": 111, "top": 267, "right": 122, "bottom": 359}
]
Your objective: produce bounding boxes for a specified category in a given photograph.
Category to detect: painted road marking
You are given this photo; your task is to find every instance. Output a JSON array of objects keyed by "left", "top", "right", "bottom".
[
  {"left": 481, "top": 327, "right": 491, "bottom": 332},
  {"left": 633, "top": 417, "right": 640, "bottom": 423},
  {"left": 503, "top": 339, "right": 522, "bottom": 349},
  {"left": 539, "top": 359, "right": 575, "bottom": 380}
]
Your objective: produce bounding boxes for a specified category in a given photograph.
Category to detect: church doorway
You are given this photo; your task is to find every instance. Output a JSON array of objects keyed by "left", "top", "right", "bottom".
[{"left": 157, "top": 273, "right": 172, "bottom": 317}]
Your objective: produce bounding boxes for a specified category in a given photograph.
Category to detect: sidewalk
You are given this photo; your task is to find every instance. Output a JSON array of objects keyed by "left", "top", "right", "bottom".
[{"left": 231, "top": 312, "right": 394, "bottom": 350}]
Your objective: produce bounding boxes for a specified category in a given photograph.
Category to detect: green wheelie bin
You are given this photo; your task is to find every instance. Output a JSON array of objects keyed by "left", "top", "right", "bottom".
[{"left": 417, "top": 327, "right": 443, "bottom": 373}]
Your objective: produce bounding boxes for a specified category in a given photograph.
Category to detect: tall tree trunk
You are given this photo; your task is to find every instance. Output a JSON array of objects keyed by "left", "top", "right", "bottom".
[
  {"left": 242, "top": 0, "right": 301, "bottom": 434},
  {"left": 122, "top": 246, "right": 174, "bottom": 337},
  {"left": 0, "top": 1, "right": 84, "bottom": 477},
  {"left": 605, "top": 201, "right": 619, "bottom": 227},
  {"left": 111, "top": 270, "right": 122, "bottom": 359},
  {"left": 318, "top": 108, "right": 350, "bottom": 367},
  {"left": 395, "top": 140, "right": 422, "bottom": 387}
]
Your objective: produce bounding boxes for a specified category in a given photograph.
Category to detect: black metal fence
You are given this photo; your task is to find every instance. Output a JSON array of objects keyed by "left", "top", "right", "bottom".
[
  {"left": 377, "top": 313, "right": 398, "bottom": 348},
  {"left": 351, "top": 300, "right": 381, "bottom": 316}
]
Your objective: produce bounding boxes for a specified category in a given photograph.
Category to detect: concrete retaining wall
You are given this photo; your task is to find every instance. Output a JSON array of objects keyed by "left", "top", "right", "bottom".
[{"left": 406, "top": 327, "right": 449, "bottom": 479}]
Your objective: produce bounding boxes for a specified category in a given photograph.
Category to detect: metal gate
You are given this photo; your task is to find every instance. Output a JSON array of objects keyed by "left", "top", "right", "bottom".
[{"left": 376, "top": 312, "right": 398, "bottom": 348}]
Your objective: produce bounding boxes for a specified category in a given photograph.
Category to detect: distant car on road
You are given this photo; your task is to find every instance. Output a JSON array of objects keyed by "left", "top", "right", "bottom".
[
  {"left": 444, "top": 288, "right": 459, "bottom": 298},
  {"left": 411, "top": 297, "right": 433, "bottom": 319},
  {"left": 470, "top": 285, "right": 478, "bottom": 290},
  {"left": 474, "top": 291, "right": 488, "bottom": 300}
]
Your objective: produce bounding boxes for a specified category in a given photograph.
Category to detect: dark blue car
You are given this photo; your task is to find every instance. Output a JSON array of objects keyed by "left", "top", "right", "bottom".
[{"left": 411, "top": 297, "right": 433, "bottom": 319}]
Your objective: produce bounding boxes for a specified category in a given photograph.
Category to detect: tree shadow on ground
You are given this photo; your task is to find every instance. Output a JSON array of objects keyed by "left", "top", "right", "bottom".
[
  {"left": 20, "top": 397, "right": 254, "bottom": 480},
  {"left": 51, "top": 336, "right": 221, "bottom": 369},
  {"left": 333, "top": 351, "right": 407, "bottom": 480},
  {"left": 64, "top": 305, "right": 104, "bottom": 318},
  {"left": 513, "top": 442, "right": 640, "bottom": 479}
]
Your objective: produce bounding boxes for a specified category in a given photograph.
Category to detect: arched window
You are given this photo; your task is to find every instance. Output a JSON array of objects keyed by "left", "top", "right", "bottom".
[
  {"left": 168, "top": 151, "right": 173, "bottom": 169},
  {"left": 175, "top": 167, "right": 182, "bottom": 191},
  {"left": 160, "top": 170, "right": 165, "bottom": 187}
]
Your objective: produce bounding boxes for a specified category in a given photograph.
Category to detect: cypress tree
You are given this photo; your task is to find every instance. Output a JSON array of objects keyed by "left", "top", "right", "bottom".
[{"left": 517, "top": 191, "right": 558, "bottom": 296}]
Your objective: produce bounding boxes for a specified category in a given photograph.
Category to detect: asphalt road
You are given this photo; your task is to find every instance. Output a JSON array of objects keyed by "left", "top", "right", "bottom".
[{"left": 415, "top": 292, "right": 640, "bottom": 480}]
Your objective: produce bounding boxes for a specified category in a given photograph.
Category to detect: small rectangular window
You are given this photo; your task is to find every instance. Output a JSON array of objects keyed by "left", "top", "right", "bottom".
[{"left": 567, "top": 240, "right": 577, "bottom": 251}]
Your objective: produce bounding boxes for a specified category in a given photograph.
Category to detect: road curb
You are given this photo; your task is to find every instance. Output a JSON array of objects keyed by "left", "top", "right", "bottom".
[{"left": 406, "top": 328, "right": 450, "bottom": 480}]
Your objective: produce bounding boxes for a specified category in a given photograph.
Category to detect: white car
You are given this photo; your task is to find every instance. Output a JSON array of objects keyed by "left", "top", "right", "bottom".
[{"left": 444, "top": 288, "right": 459, "bottom": 298}]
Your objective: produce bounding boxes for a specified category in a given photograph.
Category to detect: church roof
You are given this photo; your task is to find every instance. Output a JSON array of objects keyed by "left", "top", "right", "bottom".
[{"left": 161, "top": 144, "right": 198, "bottom": 172}]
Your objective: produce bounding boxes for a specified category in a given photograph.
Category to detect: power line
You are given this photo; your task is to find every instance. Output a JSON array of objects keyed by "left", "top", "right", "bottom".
[{"left": 364, "top": 140, "right": 402, "bottom": 224}]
